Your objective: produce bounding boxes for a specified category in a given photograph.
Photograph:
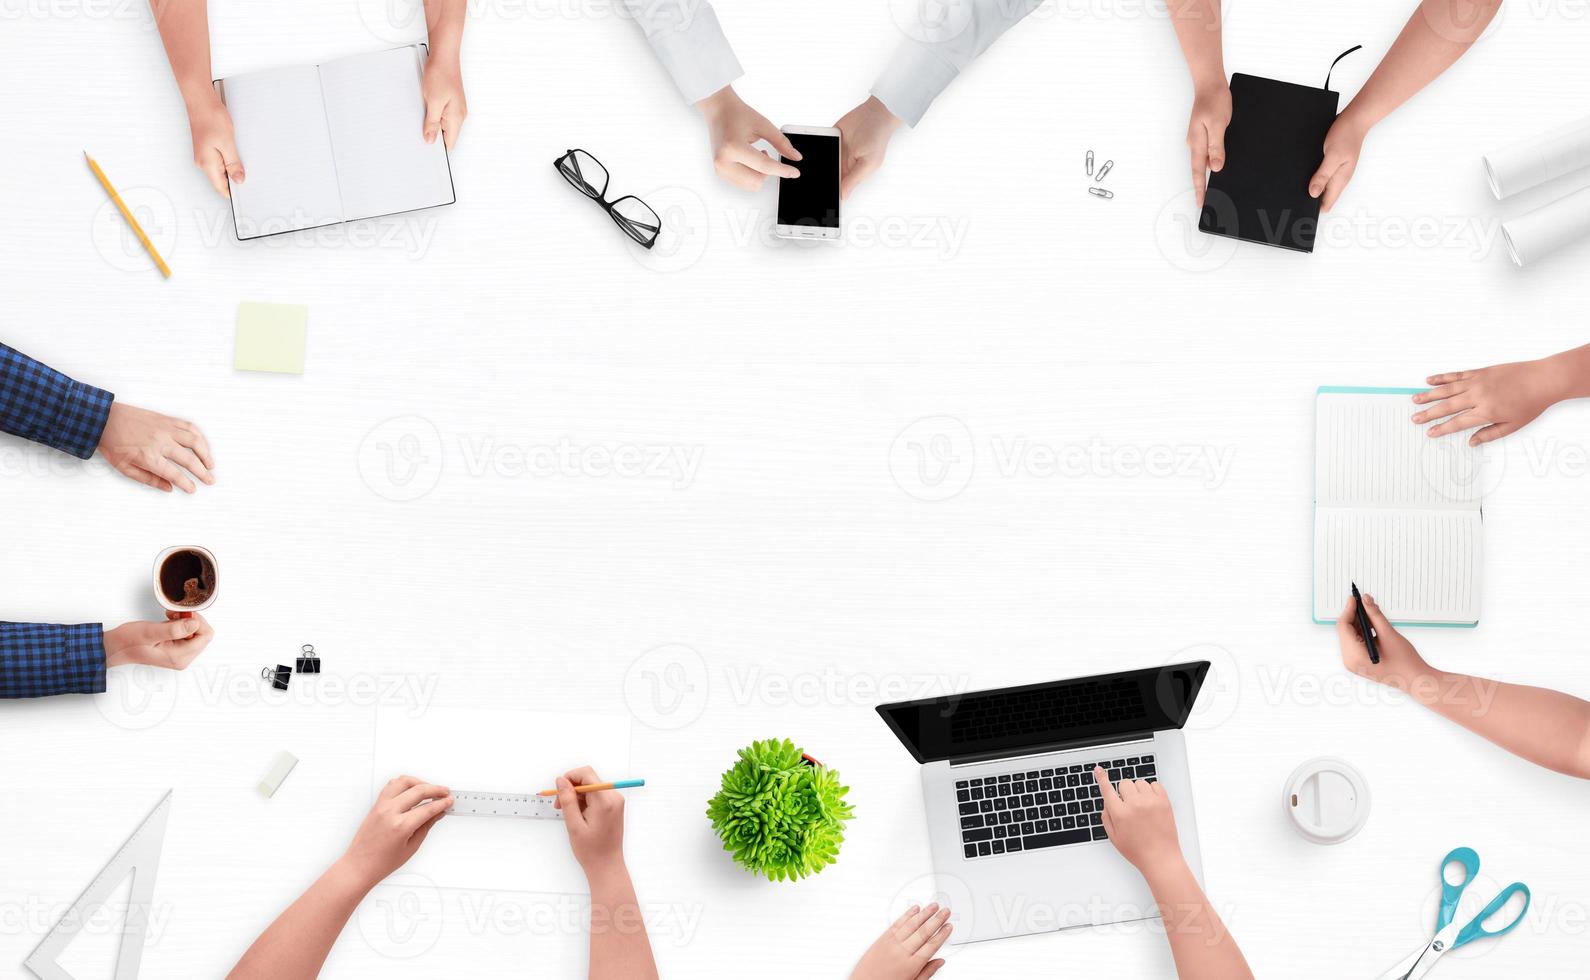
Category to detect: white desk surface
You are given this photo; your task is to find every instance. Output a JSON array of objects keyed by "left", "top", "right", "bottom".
[{"left": 3, "top": 1, "right": 1590, "bottom": 977}]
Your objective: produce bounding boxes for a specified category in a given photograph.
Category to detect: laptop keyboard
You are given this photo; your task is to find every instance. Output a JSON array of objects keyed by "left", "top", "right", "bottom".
[{"left": 956, "top": 755, "right": 1157, "bottom": 859}]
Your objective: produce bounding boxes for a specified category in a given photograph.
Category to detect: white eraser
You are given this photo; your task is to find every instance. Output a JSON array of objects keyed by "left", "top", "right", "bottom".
[{"left": 257, "top": 751, "right": 298, "bottom": 798}]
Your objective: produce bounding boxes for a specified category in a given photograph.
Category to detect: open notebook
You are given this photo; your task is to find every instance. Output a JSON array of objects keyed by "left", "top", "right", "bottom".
[
  {"left": 217, "top": 44, "right": 455, "bottom": 240},
  {"left": 1313, "top": 387, "right": 1485, "bottom": 627}
]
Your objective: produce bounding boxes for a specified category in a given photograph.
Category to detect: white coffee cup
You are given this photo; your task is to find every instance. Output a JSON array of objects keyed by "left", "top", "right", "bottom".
[
  {"left": 1283, "top": 757, "right": 1370, "bottom": 845},
  {"left": 152, "top": 546, "right": 219, "bottom": 618}
]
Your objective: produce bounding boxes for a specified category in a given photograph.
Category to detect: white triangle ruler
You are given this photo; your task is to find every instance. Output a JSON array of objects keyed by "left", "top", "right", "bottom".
[
  {"left": 448, "top": 790, "right": 564, "bottom": 820},
  {"left": 26, "top": 790, "right": 172, "bottom": 980}
]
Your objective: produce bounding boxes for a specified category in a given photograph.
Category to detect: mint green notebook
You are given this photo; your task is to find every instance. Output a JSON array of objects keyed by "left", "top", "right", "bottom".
[{"left": 1312, "top": 386, "right": 1482, "bottom": 628}]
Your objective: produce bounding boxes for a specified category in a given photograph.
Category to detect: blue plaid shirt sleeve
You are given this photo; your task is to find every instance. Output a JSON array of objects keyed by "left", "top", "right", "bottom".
[
  {"left": 0, "top": 622, "right": 108, "bottom": 697},
  {"left": 0, "top": 342, "right": 116, "bottom": 460}
]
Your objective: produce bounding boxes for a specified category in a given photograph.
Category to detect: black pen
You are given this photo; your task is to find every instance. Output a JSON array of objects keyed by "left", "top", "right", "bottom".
[{"left": 1351, "top": 582, "right": 1380, "bottom": 665}]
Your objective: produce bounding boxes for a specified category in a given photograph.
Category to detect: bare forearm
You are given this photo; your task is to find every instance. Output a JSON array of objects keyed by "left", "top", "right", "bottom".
[
  {"left": 423, "top": 0, "right": 466, "bottom": 67},
  {"left": 1169, "top": 0, "right": 1225, "bottom": 90},
  {"left": 228, "top": 860, "right": 371, "bottom": 980},
  {"left": 148, "top": 0, "right": 216, "bottom": 110},
  {"left": 587, "top": 864, "right": 659, "bottom": 980},
  {"left": 1413, "top": 669, "right": 1590, "bottom": 778},
  {"left": 1543, "top": 344, "right": 1590, "bottom": 402},
  {"left": 1142, "top": 859, "right": 1254, "bottom": 980},
  {"left": 1343, "top": 0, "right": 1501, "bottom": 129}
]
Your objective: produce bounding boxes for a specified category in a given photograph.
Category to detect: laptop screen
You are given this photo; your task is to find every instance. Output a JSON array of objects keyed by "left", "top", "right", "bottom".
[{"left": 875, "top": 661, "right": 1210, "bottom": 764}]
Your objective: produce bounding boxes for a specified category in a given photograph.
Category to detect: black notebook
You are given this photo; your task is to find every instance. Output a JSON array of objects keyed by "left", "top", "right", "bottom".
[{"left": 1198, "top": 73, "right": 1339, "bottom": 253}]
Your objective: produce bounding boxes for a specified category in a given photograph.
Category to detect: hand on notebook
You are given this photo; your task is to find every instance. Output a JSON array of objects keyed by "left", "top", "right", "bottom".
[
  {"left": 849, "top": 904, "right": 951, "bottom": 980},
  {"left": 555, "top": 766, "right": 627, "bottom": 875},
  {"left": 104, "top": 613, "right": 214, "bottom": 670},
  {"left": 835, "top": 96, "right": 902, "bottom": 201},
  {"left": 340, "top": 776, "right": 452, "bottom": 887},
  {"left": 97, "top": 402, "right": 215, "bottom": 493},
  {"left": 421, "top": 55, "right": 468, "bottom": 150},
  {"left": 696, "top": 85, "right": 801, "bottom": 192},
  {"left": 1412, "top": 356, "right": 1568, "bottom": 445},
  {"left": 1094, "top": 767, "right": 1181, "bottom": 873},
  {"left": 1309, "top": 111, "right": 1369, "bottom": 212},
  {"left": 188, "top": 96, "right": 245, "bottom": 197},
  {"left": 1187, "top": 84, "right": 1231, "bottom": 208},
  {"left": 1336, "top": 593, "right": 1431, "bottom": 686}
]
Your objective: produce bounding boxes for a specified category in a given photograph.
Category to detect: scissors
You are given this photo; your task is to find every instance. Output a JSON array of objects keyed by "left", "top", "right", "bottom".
[{"left": 1375, "top": 846, "right": 1531, "bottom": 979}]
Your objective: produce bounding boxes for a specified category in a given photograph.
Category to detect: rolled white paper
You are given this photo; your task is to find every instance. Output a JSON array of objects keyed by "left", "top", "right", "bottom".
[
  {"left": 1501, "top": 185, "right": 1590, "bottom": 267},
  {"left": 1483, "top": 117, "right": 1590, "bottom": 200}
]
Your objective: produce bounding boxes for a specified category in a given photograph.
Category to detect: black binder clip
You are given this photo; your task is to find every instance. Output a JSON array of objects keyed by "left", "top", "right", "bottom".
[
  {"left": 262, "top": 665, "right": 292, "bottom": 690},
  {"left": 296, "top": 644, "right": 322, "bottom": 674}
]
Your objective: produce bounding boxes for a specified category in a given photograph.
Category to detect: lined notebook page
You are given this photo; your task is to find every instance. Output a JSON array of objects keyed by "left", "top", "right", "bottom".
[
  {"left": 220, "top": 64, "right": 344, "bottom": 238},
  {"left": 319, "top": 46, "right": 454, "bottom": 222},
  {"left": 1313, "top": 509, "right": 1482, "bottom": 624},
  {"left": 1313, "top": 390, "right": 1484, "bottom": 624}
]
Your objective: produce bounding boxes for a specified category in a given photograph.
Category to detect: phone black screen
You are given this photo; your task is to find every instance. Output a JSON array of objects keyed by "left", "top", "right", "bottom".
[{"left": 777, "top": 133, "right": 840, "bottom": 229}]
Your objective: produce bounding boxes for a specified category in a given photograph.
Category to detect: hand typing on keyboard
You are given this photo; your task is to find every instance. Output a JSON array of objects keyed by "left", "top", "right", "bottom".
[{"left": 1093, "top": 766, "right": 1181, "bottom": 874}]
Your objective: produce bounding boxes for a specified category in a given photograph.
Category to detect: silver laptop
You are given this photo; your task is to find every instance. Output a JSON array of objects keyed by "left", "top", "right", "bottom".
[{"left": 876, "top": 661, "right": 1210, "bottom": 944}]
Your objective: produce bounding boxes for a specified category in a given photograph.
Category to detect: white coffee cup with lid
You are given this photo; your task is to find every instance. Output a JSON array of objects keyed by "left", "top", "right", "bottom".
[{"left": 1283, "top": 757, "right": 1370, "bottom": 844}]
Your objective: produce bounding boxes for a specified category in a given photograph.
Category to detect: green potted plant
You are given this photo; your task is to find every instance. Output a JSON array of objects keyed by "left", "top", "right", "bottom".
[{"left": 706, "top": 738, "right": 855, "bottom": 882}]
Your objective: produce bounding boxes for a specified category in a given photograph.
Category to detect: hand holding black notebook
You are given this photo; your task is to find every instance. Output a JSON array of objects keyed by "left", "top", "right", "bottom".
[{"left": 1198, "top": 47, "right": 1361, "bottom": 253}]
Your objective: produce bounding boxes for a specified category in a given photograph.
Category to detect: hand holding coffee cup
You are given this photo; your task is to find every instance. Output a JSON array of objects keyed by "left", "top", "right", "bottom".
[{"left": 105, "top": 614, "right": 215, "bottom": 671}]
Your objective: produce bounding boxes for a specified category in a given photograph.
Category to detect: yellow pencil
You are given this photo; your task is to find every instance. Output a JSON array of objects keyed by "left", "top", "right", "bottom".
[{"left": 84, "top": 151, "right": 171, "bottom": 278}]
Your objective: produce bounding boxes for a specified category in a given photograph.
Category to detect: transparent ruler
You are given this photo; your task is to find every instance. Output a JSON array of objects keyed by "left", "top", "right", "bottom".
[{"left": 448, "top": 790, "right": 564, "bottom": 820}]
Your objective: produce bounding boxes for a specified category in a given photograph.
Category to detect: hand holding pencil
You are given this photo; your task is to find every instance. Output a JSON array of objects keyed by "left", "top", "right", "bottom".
[{"left": 554, "top": 766, "right": 630, "bottom": 875}]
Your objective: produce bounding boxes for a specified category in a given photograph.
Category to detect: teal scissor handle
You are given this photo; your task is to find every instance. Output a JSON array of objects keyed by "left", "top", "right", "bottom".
[
  {"left": 1453, "top": 882, "right": 1531, "bottom": 948},
  {"left": 1436, "top": 846, "right": 1481, "bottom": 932}
]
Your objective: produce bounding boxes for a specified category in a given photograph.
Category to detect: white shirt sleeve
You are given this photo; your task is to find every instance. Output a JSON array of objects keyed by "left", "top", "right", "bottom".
[
  {"left": 621, "top": 0, "right": 745, "bottom": 105},
  {"left": 871, "top": 0, "right": 1046, "bottom": 127}
]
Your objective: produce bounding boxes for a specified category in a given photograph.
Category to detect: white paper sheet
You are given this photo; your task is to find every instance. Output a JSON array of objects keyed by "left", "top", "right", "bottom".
[
  {"left": 1483, "top": 117, "right": 1590, "bottom": 200},
  {"left": 370, "top": 707, "right": 632, "bottom": 894},
  {"left": 1501, "top": 185, "right": 1590, "bottom": 268}
]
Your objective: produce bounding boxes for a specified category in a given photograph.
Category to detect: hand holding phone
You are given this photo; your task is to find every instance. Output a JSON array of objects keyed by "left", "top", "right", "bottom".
[{"left": 776, "top": 125, "right": 841, "bottom": 241}]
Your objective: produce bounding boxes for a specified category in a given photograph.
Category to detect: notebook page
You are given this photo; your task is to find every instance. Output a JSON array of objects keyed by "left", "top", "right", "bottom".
[
  {"left": 218, "top": 65, "right": 344, "bottom": 238},
  {"left": 1312, "top": 508, "right": 1482, "bottom": 624},
  {"left": 318, "top": 45, "right": 455, "bottom": 222},
  {"left": 1315, "top": 390, "right": 1486, "bottom": 510}
]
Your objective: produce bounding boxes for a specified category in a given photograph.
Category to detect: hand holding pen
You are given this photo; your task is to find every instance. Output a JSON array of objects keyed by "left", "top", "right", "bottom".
[{"left": 1336, "top": 591, "right": 1434, "bottom": 689}]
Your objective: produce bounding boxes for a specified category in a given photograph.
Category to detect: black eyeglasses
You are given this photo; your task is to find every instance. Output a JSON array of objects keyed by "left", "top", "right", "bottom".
[{"left": 555, "top": 149, "right": 661, "bottom": 249}]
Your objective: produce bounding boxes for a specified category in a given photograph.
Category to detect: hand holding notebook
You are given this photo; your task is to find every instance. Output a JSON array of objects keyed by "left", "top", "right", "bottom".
[{"left": 217, "top": 44, "right": 456, "bottom": 240}]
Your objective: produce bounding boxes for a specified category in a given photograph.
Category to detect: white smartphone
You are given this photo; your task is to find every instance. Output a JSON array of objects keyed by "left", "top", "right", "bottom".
[{"left": 775, "top": 125, "right": 841, "bottom": 241}]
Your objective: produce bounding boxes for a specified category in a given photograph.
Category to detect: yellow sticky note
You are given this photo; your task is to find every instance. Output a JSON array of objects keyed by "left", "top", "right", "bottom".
[{"left": 235, "top": 302, "right": 308, "bottom": 375}]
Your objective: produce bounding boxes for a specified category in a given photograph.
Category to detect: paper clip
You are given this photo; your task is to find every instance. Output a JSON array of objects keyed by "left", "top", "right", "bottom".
[
  {"left": 1086, "top": 150, "right": 1095, "bottom": 177},
  {"left": 262, "top": 664, "right": 291, "bottom": 690},
  {"left": 1095, "top": 160, "right": 1114, "bottom": 182},
  {"left": 1088, "top": 187, "right": 1114, "bottom": 199}
]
